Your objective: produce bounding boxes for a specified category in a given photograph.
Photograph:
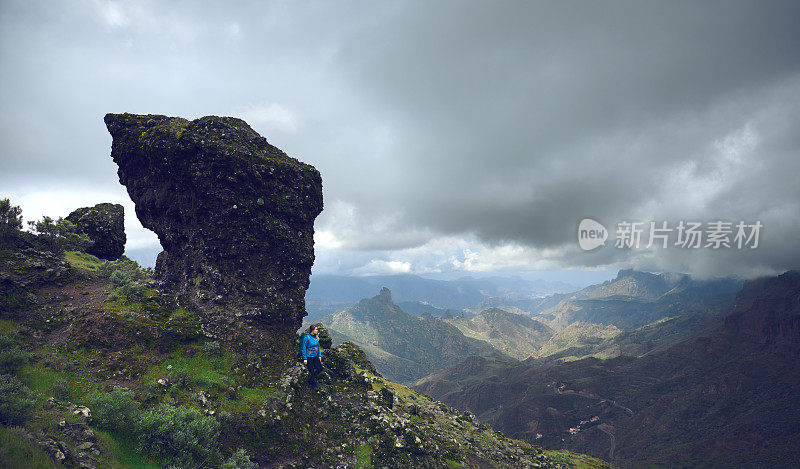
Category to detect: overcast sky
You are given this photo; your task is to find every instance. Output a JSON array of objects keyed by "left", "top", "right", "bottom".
[{"left": 2, "top": 0, "right": 799, "bottom": 285}]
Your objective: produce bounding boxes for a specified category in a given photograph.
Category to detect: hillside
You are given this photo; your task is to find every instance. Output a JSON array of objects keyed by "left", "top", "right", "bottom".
[
  {"left": 324, "top": 270, "right": 744, "bottom": 378},
  {"left": 536, "top": 269, "right": 743, "bottom": 332},
  {"left": 415, "top": 270, "right": 800, "bottom": 467},
  {"left": 0, "top": 246, "right": 609, "bottom": 468},
  {"left": 0, "top": 112, "right": 608, "bottom": 468},
  {"left": 444, "top": 308, "right": 554, "bottom": 358},
  {"left": 326, "top": 288, "right": 512, "bottom": 384}
]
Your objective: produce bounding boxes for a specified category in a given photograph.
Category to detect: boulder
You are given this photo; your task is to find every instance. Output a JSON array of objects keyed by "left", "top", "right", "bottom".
[
  {"left": 66, "top": 203, "right": 126, "bottom": 260},
  {"left": 104, "top": 113, "right": 323, "bottom": 359},
  {"left": 315, "top": 322, "right": 333, "bottom": 349},
  {"left": 337, "top": 341, "right": 381, "bottom": 377}
]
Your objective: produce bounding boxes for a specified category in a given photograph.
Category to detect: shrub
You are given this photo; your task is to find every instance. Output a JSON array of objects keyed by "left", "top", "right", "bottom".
[
  {"left": 52, "top": 378, "right": 71, "bottom": 401},
  {"left": 0, "top": 426, "right": 58, "bottom": 469},
  {"left": 0, "top": 198, "right": 23, "bottom": 241},
  {"left": 98, "top": 257, "right": 151, "bottom": 282},
  {"left": 0, "top": 374, "right": 38, "bottom": 425},
  {"left": 0, "top": 336, "right": 30, "bottom": 375},
  {"left": 27, "top": 216, "right": 92, "bottom": 254},
  {"left": 109, "top": 270, "right": 133, "bottom": 287},
  {"left": 100, "top": 258, "right": 150, "bottom": 300},
  {"left": 202, "top": 341, "right": 222, "bottom": 357},
  {"left": 221, "top": 448, "right": 257, "bottom": 469},
  {"left": 87, "top": 388, "right": 140, "bottom": 434},
  {"left": 137, "top": 404, "right": 221, "bottom": 467}
]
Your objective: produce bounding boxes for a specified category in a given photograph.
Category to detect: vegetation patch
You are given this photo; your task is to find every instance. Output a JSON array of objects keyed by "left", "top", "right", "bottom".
[
  {"left": 0, "top": 374, "right": 38, "bottom": 425},
  {"left": 0, "top": 425, "right": 58, "bottom": 469},
  {"left": 64, "top": 250, "right": 103, "bottom": 272}
]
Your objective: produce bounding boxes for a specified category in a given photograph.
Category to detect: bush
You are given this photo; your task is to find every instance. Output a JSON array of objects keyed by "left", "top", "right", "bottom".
[
  {"left": 0, "top": 426, "right": 58, "bottom": 469},
  {"left": 109, "top": 270, "right": 133, "bottom": 287},
  {"left": 0, "top": 374, "right": 38, "bottom": 425},
  {"left": 0, "top": 198, "right": 23, "bottom": 242},
  {"left": 88, "top": 388, "right": 140, "bottom": 434},
  {"left": 202, "top": 341, "right": 222, "bottom": 357},
  {"left": 221, "top": 448, "right": 257, "bottom": 469},
  {"left": 52, "top": 378, "right": 71, "bottom": 401},
  {"left": 27, "top": 216, "right": 92, "bottom": 254},
  {"left": 0, "top": 336, "right": 31, "bottom": 375},
  {"left": 137, "top": 404, "right": 221, "bottom": 467},
  {"left": 100, "top": 258, "right": 151, "bottom": 300},
  {"left": 98, "top": 257, "right": 151, "bottom": 282}
]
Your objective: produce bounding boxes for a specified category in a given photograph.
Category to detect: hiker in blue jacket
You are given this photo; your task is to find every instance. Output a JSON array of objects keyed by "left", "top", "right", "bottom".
[{"left": 301, "top": 324, "right": 323, "bottom": 391}]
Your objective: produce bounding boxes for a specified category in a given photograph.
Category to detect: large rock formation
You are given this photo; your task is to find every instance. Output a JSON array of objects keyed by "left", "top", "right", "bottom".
[
  {"left": 66, "top": 203, "right": 126, "bottom": 260},
  {"left": 104, "top": 113, "right": 323, "bottom": 357}
]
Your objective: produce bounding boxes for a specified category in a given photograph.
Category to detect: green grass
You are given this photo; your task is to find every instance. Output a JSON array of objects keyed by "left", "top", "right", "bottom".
[
  {"left": 143, "top": 349, "right": 234, "bottom": 388},
  {"left": 94, "top": 430, "right": 161, "bottom": 469},
  {"left": 105, "top": 297, "right": 147, "bottom": 316},
  {"left": 138, "top": 347, "right": 288, "bottom": 412},
  {"left": 219, "top": 387, "right": 277, "bottom": 413},
  {"left": 0, "top": 319, "right": 20, "bottom": 335},
  {"left": 18, "top": 363, "right": 60, "bottom": 395},
  {"left": 0, "top": 426, "right": 58, "bottom": 469},
  {"left": 64, "top": 250, "right": 103, "bottom": 271},
  {"left": 354, "top": 443, "right": 372, "bottom": 469},
  {"left": 544, "top": 450, "right": 612, "bottom": 468},
  {"left": 18, "top": 344, "right": 104, "bottom": 402}
]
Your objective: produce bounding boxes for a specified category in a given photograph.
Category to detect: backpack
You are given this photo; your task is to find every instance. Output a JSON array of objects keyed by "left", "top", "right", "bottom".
[{"left": 297, "top": 333, "right": 307, "bottom": 360}]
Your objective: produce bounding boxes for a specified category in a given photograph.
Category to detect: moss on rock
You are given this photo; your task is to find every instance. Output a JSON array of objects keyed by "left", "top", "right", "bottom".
[
  {"left": 65, "top": 203, "right": 126, "bottom": 260},
  {"left": 104, "top": 113, "right": 323, "bottom": 360}
]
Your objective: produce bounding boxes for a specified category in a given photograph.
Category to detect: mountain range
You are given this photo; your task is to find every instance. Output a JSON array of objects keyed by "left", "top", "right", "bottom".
[
  {"left": 305, "top": 274, "right": 577, "bottom": 319},
  {"left": 322, "top": 269, "right": 747, "bottom": 383},
  {"left": 443, "top": 308, "right": 553, "bottom": 359},
  {"left": 326, "top": 287, "right": 513, "bottom": 383},
  {"left": 414, "top": 270, "right": 800, "bottom": 467}
]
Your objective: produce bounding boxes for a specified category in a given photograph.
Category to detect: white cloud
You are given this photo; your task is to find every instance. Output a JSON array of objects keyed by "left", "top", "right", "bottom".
[
  {"left": 449, "top": 243, "right": 568, "bottom": 273},
  {"left": 234, "top": 103, "right": 300, "bottom": 134},
  {"left": 229, "top": 22, "right": 241, "bottom": 39},
  {"left": 313, "top": 229, "right": 343, "bottom": 250},
  {"left": 6, "top": 186, "right": 160, "bottom": 252},
  {"left": 90, "top": 0, "right": 156, "bottom": 30},
  {"left": 93, "top": 0, "right": 128, "bottom": 27},
  {"left": 90, "top": 0, "right": 200, "bottom": 45},
  {"left": 353, "top": 260, "right": 411, "bottom": 276}
]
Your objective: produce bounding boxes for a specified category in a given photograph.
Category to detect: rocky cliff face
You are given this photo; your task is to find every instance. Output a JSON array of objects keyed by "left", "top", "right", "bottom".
[
  {"left": 104, "top": 113, "right": 323, "bottom": 357},
  {"left": 724, "top": 270, "right": 800, "bottom": 342},
  {"left": 66, "top": 203, "right": 126, "bottom": 260}
]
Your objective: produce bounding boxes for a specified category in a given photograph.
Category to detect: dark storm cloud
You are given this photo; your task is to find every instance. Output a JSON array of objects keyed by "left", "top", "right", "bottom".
[
  {"left": 323, "top": 0, "right": 800, "bottom": 277},
  {"left": 1, "top": 1, "right": 799, "bottom": 278}
]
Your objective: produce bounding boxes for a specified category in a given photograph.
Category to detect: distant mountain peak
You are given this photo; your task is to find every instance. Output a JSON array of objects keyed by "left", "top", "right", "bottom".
[
  {"left": 615, "top": 268, "right": 657, "bottom": 280},
  {"left": 375, "top": 287, "right": 393, "bottom": 303}
]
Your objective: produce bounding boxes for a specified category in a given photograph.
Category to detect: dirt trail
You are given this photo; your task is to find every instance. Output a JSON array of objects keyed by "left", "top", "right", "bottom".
[
  {"left": 36, "top": 276, "right": 111, "bottom": 310},
  {"left": 26, "top": 274, "right": 113, "bottom": 346}
]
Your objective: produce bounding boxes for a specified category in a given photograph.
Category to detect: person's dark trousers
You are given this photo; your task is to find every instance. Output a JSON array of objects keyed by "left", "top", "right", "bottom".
[{"left": 306, "top": 357, "right": 323, "bottom": 390}]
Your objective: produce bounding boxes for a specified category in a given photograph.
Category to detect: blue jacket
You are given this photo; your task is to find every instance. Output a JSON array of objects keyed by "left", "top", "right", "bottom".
[{"left": 301, "top": 333, "right": 320, "bottom": 359}]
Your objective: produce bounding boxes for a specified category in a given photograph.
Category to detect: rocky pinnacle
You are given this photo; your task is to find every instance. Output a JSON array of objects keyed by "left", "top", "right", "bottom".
[{"left": 105, "top": 113, "right": 323, "bottom": 358}]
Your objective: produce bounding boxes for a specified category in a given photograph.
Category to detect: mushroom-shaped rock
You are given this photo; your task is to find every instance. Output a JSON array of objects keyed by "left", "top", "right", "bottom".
[
  {"left": 104, "top": 113, "right": 323, "bottom": 358},
  {"left": 66, "top": 203, "right": 126, "bottom": 260}
]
